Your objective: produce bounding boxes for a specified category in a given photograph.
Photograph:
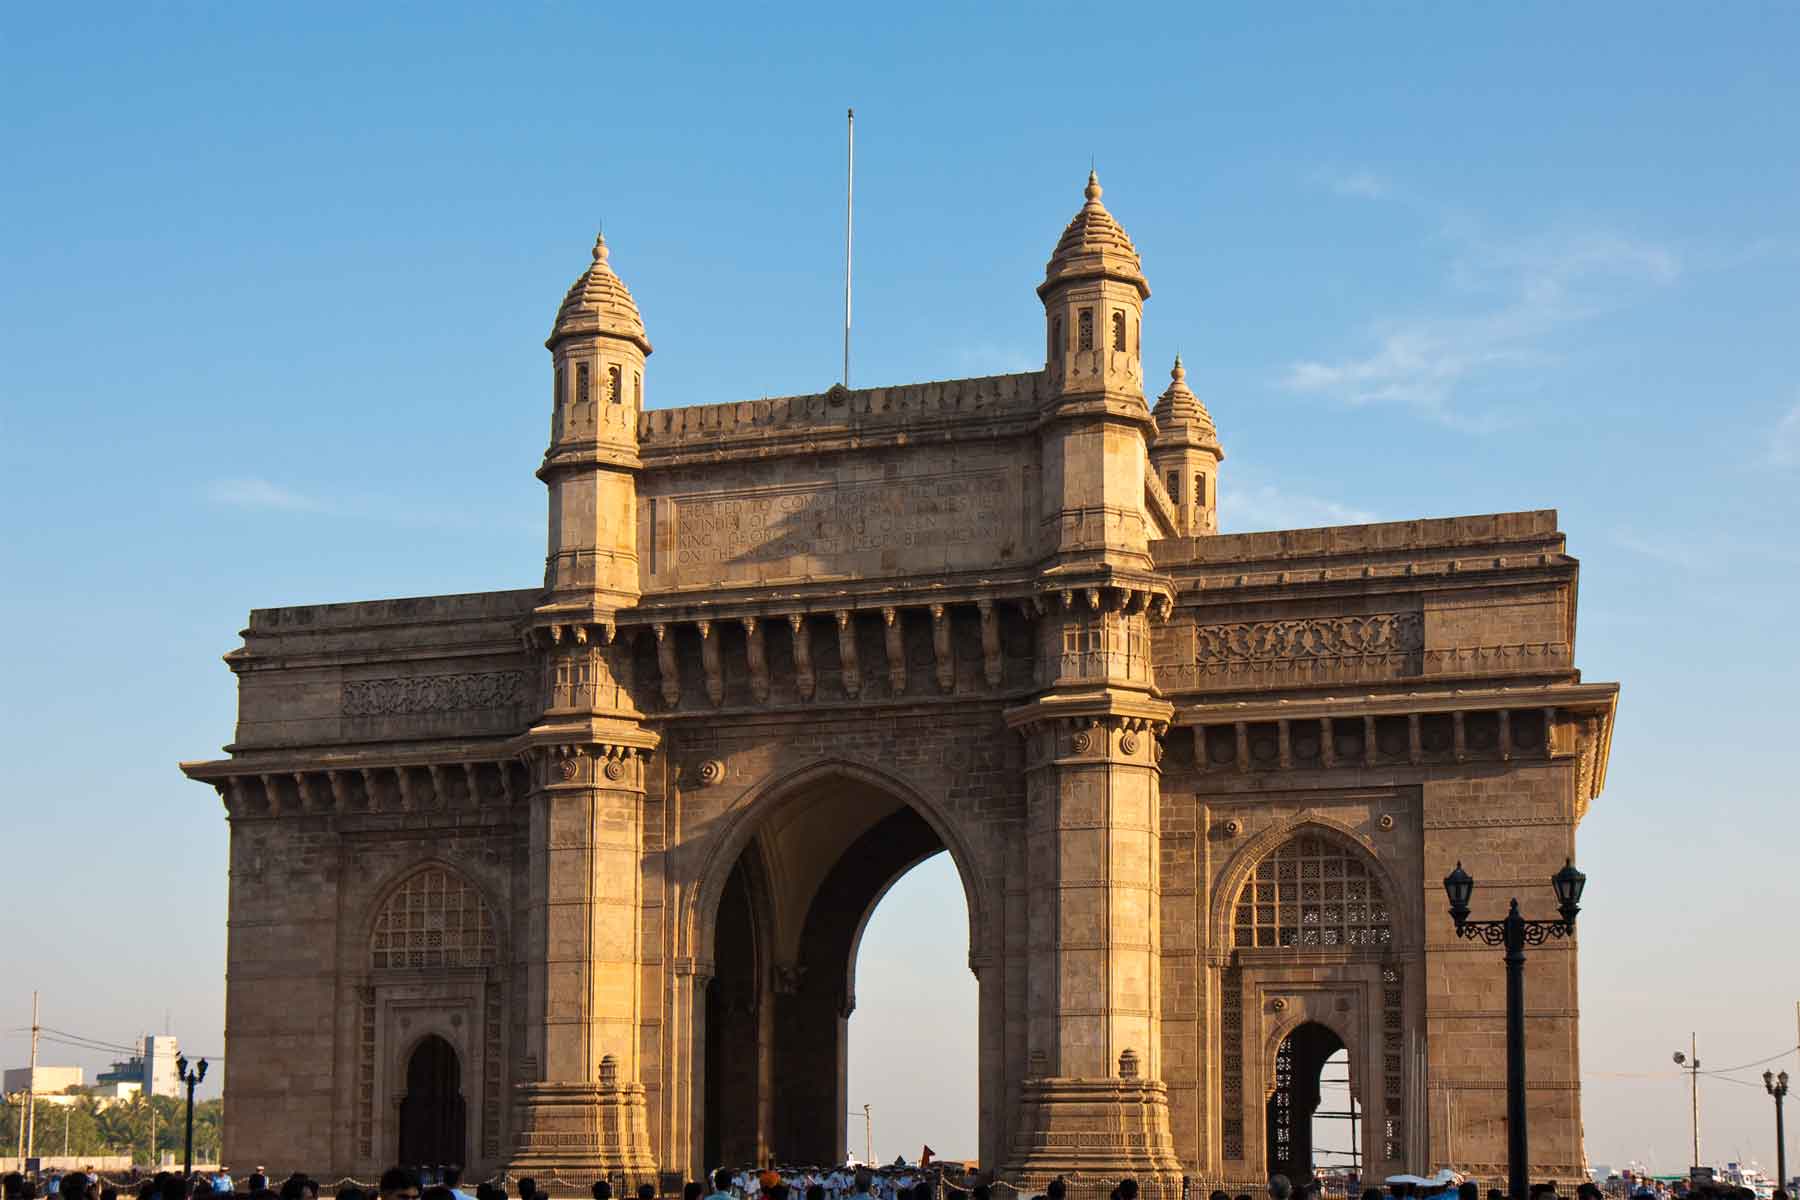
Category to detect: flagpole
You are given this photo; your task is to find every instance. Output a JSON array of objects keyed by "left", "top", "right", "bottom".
[{"left": 844, "top": 106, "right": 854, "bottom": 388}]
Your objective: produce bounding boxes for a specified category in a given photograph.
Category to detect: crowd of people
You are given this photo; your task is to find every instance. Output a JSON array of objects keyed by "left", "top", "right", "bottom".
[{"left": 2, "top": 1169, "right": 1785, "bottom": 1200}]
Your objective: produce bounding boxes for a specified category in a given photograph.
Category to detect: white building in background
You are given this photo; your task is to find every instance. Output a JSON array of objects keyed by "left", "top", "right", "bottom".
[
  {"left": 2, "top": 1065, "right": 82, "bottom": 1095},
  {"left": 94, "top": 1035, "right": 184, "bottom": 1100},
  {"left": 143, "top": 1035, "right": 180, "bottom": 1098}
]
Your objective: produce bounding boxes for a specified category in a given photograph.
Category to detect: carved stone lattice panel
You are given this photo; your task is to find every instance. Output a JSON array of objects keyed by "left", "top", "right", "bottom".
[
  {"left": 343, "top": 671, "right": 528, "bottom": 716},
  {"left": 1220, "top": 966, "right": 1244, "bottom": 1160},
  {"left": 370, "top": 867, "right": 499, "bottom": 970},
  {"left": 1382, "top": 966, "right": 1405, "bottom": 1161}
]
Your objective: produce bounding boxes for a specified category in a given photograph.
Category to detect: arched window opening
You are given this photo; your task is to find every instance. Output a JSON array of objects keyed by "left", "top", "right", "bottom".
[
  {"left": 1166, "top": 471, "right": 1181, "bottom": 504},
  {"left": 1195, "top": 472, "right": 1208, "bottom": 508},
  {"left": 370, "top": 866, "right": 499, "bottom": 970},
  {"left": 608, "top": 365, "right": 622, "bottom": 403},
  {"left": 554, "top": 365, "right": 565, "bottom": 411},
  {"left": 1233, "top": 833, "right": 1392, "bottom": 949},
  {"left": 1077, "top": 308, "right": 1094, "bottom": 352},
  {"left": 1112, "top": 310, "right": 1126, "bottom": 352},
  {"left": 576, "top": 362, "right": 590, "bottom": 405},
  {"left": 634, "top": 371, "right": 642, "bottom": 407},
  {"left": 1050, "top": 318, "right": 1063, "bottom": 360}
]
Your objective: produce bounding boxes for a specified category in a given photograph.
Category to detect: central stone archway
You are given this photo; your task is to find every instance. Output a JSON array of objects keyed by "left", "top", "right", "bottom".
[{"left": 692, "top": 760, "right": 984, "bottom": 1169}]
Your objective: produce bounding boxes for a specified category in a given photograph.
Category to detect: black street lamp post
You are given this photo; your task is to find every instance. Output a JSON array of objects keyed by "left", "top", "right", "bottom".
[
  {"left": 1443, "top": 859, "right": 1586, "bottom": 1200},
  {"left": 1765, "top": 1069, "right": 1789, "bottom": 1198},
  {"left": 176, "top": 1054, "right": 208, "bottom": 1176}
]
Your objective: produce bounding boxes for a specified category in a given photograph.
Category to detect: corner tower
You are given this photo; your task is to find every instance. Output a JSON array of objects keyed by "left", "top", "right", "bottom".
[
  {"left": 541, "top": 232, "right": 650, "bottom": 615},
  {"left": 1005, "top": 175, "right": 1183, "bottom": 1196},
  {"left": 510, "top": 233, "right": 658, "bottom": 1183},
  {"left": 1033, "top": 171, "right": 1157, "bottom": 571},
  {"left": 1150, "top": 355, "right": 1225, "bottom": 536}
]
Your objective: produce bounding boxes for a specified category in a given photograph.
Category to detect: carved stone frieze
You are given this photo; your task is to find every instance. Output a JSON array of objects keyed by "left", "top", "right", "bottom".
[
  {"left": 1194, "top": 613, "right": 1423, "bottom": 665},
  {"left": 343, "top": 671, "right": 528, "bottom": 716}
]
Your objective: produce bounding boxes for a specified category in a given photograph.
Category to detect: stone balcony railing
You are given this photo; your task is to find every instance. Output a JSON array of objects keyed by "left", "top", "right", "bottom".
[{"left": 635, "top": 370, "right": 1048, "bottom": 460}]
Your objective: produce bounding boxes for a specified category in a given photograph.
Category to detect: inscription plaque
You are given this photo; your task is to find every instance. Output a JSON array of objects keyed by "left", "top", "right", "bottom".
[{"left": 654, "top": 470, "right": 1018, "bottom": 583}]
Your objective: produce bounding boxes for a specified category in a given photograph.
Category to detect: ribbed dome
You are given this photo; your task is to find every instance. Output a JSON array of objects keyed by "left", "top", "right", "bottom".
[
  {"left": 1040, "top": 171, "right": 1149, "bottom": 299},
  {"left": 548, "top": 233, "right": 652, "bottom": 353},
  {"left": 1151, "top": 355, "right": 1222, "bottom": 453}
]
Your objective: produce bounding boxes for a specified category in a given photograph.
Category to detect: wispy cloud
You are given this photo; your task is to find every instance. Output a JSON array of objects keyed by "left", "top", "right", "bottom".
[
  {"left": 1610, "top": 531, "right": 1704, "bottom": 571},
  {"left": 1282, "top": 226, "right": 1680, "bottom": 429},
  {"left": 1313, "top": 166, "right": 1389, "bottom": 200},
  {"left": 207, "top": 476, "right": 333, "bottom": 513},
  {"left": 1220, "top": 482, "right": 1376, "bottom": 534},
  {"left": 1771, "top": 401, "right": 1800, "bottom": 467}
]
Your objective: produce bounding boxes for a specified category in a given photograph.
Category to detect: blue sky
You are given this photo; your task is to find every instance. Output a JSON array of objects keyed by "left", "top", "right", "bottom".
[{"left": 3, "top": 3, "right": 1797, "bottom": 1175}]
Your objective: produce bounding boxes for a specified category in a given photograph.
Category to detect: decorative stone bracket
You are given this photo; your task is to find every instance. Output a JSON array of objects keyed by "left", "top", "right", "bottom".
[{"left": 187, "top": 756, "right": 531, "bottom": 819}]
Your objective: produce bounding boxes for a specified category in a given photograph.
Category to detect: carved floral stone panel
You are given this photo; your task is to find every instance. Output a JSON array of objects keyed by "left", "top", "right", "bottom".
[
  {"left": 342, "top": 671, "right": 529, "bottom": 716},
  {"left": 1194, "top": 613, "right": 1423, "bottom": 665}
]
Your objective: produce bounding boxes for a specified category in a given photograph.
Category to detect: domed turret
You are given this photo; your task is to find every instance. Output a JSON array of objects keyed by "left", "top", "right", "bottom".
[
  {"left": 549, "top": 233, "right": 652, "bottom": 354},
  {"left": 1040, "top": 170, "right": 1150, "bottom": 302},
  {"left": 1149, "top": 355, "right": 1225, "bottom": 536},
  {"left": 1039, "top": 172, "right": 1147, "bottom": 399},
  {"left": 538, "top": 231, "right": 649, "bottom": 615}
]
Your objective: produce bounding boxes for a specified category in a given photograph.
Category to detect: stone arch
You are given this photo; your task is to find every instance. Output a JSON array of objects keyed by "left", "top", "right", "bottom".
[
  {"left": 684, "top": 755, "right": 991, "bottom": 1168},
  {"left": 682, "top": 755, "right": 991, "bottom": 971},
  {"left": 1208, "top": 814, "right": 1413, "bottom": 955},
  {"left": 365, "top": 858, "right": 505, "bottom": 971}
]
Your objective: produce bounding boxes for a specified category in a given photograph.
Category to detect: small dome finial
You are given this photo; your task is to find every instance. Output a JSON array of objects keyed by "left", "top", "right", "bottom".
[
  {"left": 1171, "top": 353, "right": 1185, "bottom": 383},
  {"left": 592, "top": 232, "right": 609, "bottom": 264},
  {"left": 1085, "top": 169, "right": 1102, "bottom": 204}
]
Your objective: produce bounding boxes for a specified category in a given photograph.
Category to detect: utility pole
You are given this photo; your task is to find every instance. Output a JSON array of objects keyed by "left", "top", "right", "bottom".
[
  {"left": 864, "top": 1102, "right": 872, "bottom": 1166},
  {"left": 24, "top": 992, "right": 39, "bottom": 1164},
  {"left": 843, "top": 107, "right": 854, "bottom": 389},
  {"left": 1674, "top": 1034, "right": 1702, "bottom": 1174}
]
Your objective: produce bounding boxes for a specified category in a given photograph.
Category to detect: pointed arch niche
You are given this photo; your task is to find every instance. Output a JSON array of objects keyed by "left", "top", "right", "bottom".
[
  {"left": 354, "top": 862, "right": 508, "bottom": 1178},
  {"left": 1211, "top": 822, "right": 1414, "bottom": 1184}
]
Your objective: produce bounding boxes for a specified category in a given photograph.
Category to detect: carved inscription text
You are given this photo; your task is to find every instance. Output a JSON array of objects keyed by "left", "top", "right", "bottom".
[{"left": 670, "top": 473, "right": 1011, "bottom": 568}]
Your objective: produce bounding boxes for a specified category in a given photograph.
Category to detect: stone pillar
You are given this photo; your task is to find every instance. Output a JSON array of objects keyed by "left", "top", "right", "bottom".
[
  {"left": 1002, "top": 700, "right": 1181, "bottom": 1195},
  {"left": 511, "top": 731, "right": 660, "bottom": 1185}
]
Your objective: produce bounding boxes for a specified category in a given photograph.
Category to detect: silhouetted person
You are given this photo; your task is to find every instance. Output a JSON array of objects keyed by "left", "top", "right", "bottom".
[
  {"left": 1268, "top": 1178, "right": 1293, "bottom": 1200},
  {"left": 592, "top": 1185, "right": 613, "bottom": 1200},
  {"left": 639, "top": 1187, "right": 656, "bottom": 1200}
]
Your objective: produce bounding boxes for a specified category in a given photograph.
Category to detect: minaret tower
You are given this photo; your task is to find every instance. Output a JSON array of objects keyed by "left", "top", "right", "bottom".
[
  {"left": 1005, "top": 174, "right": 1184, "bottom": 1195},
  {"left": 510, "top": 232, "right": 658, "bottom": 1183},
  {"left": 1150, "top": 354, "right": 1225, "bottom": 535},
  {"left": 1035, "top": 169, "right": 1155, "bottom": 570}
]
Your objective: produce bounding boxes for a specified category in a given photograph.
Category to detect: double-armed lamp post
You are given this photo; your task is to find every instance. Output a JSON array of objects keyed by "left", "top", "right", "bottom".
[
  {"left": 1766, "top": 1069, "right": 1789, "bottom": 1198},
  {"left": 1443, "top": 859, "right": 1587, "bottom": 1200},
  {"left": 175, "top": 1054, "right": 208, "bottom": 1176}
]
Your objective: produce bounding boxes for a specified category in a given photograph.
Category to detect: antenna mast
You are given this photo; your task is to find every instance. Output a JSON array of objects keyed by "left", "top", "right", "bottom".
[{"left": 844, "top": 106, "right": 854, "bottom": 388}]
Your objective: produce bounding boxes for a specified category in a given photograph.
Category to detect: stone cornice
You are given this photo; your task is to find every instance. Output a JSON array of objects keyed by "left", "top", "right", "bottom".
[
  {"left": 1172, "top": 681, "right": 1618, "bottom": 725},
  {"left": 1003, "top": 687, "right": 1174, "bottom": 733}
]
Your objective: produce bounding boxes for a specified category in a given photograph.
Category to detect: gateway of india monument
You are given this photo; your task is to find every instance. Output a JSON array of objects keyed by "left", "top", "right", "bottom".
[{"left": 183, "top": 173, "right": 1618, "bottom": 1191}]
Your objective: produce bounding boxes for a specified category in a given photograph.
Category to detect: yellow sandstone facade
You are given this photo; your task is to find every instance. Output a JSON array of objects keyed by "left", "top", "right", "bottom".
[{"left": 183, "top": 173, "right": 1616, "bottom": 1192}]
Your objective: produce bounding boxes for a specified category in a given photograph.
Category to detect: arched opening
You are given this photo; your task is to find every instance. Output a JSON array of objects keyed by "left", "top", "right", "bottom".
[
  {"left": 1267, "top": 1022, "right": 1343, "bottom": 1184},
  {"left": 1310, "top": 1047, "right": 1361, "bottom": 1178},
  {"left": 398, "top": 1034, "right": 465, "bottom": 1169},
  {"left": 699, "top": 769, "right": 978, "bottom": 1170},
  {"left": 846, "top": 851, "right": 975, "bottom": 1166}
]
